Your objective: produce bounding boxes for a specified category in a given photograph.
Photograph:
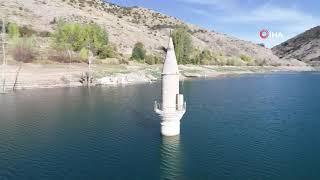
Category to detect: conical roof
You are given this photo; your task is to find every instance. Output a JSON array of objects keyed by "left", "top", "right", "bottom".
[{"left": 162, "top": 37, "right": 179, "bottom": 75}]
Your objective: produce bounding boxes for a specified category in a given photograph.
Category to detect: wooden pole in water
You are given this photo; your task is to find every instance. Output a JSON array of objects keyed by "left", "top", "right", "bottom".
[
  {"left": 88, "top": 52, "right": 91, "bottom": 87},
  {"left": 87, "top": 49, "right": 93, "bottom": 88},
  {"left": 12, "top": 63, "right": 22, "bottom": 91},
  {"left": 66, "top": 47, "right": 72, "bottom": 87},
  {"left": 1, "top": 17, "right": 6, "bottom": 93}
]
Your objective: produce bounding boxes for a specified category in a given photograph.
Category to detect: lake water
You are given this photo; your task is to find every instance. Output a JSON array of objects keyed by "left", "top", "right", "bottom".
[{"left": 1, "top": 73, "right": 320, "bottom": 179}]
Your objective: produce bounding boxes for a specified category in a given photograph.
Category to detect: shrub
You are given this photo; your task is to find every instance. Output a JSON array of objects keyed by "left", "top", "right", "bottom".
[
  {"left": 199, "top": 49, "right": 213, "bottom": 65},
  {"left": 98, "top": 44, "right": 118, "bottom": 59},
  {"left": 240, "top": 54, "right": 252, "bottom": 63},
  {"left": 150, "top": 24, "right": 176, "bottom": 30},
  {"left": 11, "top": 37, "right": 37, "bottom": 63},
  {"left": 226, "top": 57, "right": 245, "bottom": 66},
  {"left": 131, "top": 42, "right": 146, "bottom": 61},
  {"left": 7, "top": 22, "right": 20, "bottom": 39},
  {"left": 213, "top": 53, "right": 228, "bottom": 65},
  {"left": 145, "top": 54, "right": 162, "bottom": 65},
  {"left": 19, "top": 26, "right": 36, "bottom": 37},
  {"left": 190, "top": 49, "right": 215, "bottom": 65},
  {"left": 7, "top": 23, "right": 38, "bottom": 38},
  {"left": 172, "top": 26, "right": 193, "bottom": 64}
]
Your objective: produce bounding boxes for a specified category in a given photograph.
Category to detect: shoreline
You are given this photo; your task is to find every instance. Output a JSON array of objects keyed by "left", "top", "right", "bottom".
[{"left": 0, "top": 63, "right": 317, "bottom": 91}]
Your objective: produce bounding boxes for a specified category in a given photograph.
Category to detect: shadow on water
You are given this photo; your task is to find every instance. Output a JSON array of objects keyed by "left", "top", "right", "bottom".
[{"left": 160, "top": 136, "right": 185, "bottom": 180}]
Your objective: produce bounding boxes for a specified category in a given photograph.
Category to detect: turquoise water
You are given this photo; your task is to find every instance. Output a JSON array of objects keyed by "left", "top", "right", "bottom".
[{"left": 1, "top": 73, "right": 320, "bottom": 179}]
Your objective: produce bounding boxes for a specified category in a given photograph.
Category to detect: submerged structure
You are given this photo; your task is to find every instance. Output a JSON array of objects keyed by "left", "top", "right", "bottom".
[{"left": 154, "top": 37, "right": 186, "bottom": 136}]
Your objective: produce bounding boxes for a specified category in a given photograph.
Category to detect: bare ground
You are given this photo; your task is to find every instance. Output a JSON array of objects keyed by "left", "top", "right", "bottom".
[{"left": 0, "top": 63, "right": 317, "bottom": 91}]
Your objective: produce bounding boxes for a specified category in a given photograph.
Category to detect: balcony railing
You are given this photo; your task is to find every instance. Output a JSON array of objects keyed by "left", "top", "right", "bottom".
[{"left": 154, "top": 101, "right": 186, "bottom": 114}]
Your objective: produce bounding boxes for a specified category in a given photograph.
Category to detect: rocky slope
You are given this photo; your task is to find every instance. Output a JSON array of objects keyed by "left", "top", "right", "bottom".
[
  {"left": 0, "top": 0, "right": 305, "bottom": 66},
  {"left": 272, "top": 26, "right": 320, "bottom": 66}
]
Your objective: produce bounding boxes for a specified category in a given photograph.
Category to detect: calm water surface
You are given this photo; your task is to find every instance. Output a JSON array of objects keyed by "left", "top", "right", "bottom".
[{"left": 1, "top": 73, "right": 320, "bottom": 179}]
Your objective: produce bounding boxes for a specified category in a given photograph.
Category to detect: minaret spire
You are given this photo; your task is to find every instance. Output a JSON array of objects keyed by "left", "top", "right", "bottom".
[{"left": 162, "top": 36, "right": 179, "bottom": 75}]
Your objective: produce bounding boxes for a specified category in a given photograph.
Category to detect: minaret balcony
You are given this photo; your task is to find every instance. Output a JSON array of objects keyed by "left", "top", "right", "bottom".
[{"left": 154, "top": 101, "right": 186, "bottom": 115}]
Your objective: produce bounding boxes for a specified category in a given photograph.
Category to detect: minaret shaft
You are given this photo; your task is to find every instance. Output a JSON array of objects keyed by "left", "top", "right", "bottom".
[{"left": 162, "top": 74, "right": 179, "bottom": 112}]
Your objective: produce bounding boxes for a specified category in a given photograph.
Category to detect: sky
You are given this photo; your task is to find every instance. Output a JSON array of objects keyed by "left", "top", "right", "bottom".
[{"left": 108, "top": 0, "right": 320, "bottom": 48}]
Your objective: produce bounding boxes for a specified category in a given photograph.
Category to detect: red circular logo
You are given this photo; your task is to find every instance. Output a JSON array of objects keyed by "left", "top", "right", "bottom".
[{"left": 259, "top": 29, "right": 269, "bottom": 39}]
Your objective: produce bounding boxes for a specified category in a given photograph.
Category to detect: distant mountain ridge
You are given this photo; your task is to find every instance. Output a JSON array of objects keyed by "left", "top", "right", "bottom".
[
  {"left": 272, "top": 26, "right": 320, "bottom": 66},
  {"left": 0, "top": 0, "right": 307, "bottom": 66}
]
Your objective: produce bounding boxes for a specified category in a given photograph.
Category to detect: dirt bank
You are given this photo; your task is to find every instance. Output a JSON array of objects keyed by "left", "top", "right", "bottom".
[{"left": 0, "top": 63, "right": 316, "bottom": 91}]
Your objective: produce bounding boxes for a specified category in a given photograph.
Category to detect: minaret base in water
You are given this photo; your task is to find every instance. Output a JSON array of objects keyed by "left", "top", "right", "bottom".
[
  {"left": 161, "top": 121, "right": 180, "bottom": 136},
  {"left": 154, "top": 36, "right": 186, "bottom": 137},
  {"left": 160, "top": 112, "right": 184, "bottom": 136}
]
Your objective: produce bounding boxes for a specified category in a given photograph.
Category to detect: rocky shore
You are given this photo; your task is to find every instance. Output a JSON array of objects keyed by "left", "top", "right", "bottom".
[{"left": 0, "top": 63, "right": 317, "bottom": 91}]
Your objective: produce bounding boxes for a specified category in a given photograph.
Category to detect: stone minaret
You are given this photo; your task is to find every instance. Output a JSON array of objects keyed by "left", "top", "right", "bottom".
[{"left": 154, "top": 37, "right": 186, "bottom": 136}]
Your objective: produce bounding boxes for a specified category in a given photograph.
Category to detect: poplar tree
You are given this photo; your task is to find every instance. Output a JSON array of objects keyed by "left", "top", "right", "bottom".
[{"left": 172, "top": 26, "right": 192, "bottom": 64}]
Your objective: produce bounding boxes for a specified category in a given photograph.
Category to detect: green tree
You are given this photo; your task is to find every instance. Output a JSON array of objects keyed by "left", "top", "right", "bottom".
[
  {"left": 199, "top": 49, "right": 213, "bottom": 65},
  {"left": 131, "top": 42, "right": 146, "bottom": 61},
  {"left": 191, "top": 49, "right": 214, "bottom": 65},
  {"left": 53, "top": 21, "right": 83, "bottom": 51},
  {"left": 172, "top": 26, "right": 193, "bottom": 64},
  {"left": 190, "top": 49, "right": 201, "bottom": 65},
  {"left": 53, "top": 21, "right": 109, "bottom": 56},
  {"left": 7, "top": 22, "right": 20, "bottom": 39},
  {"left": 83, "top": 23, "right": 109, "bottom": 54}
]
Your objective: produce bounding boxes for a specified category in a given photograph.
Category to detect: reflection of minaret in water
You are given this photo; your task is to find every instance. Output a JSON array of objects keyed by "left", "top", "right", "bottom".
[
  {"left": 160, "top": 136, "right": 183, "bottom": 180},
  {"left": 154, "top": 36, "right": 186, "bottom": 136}
]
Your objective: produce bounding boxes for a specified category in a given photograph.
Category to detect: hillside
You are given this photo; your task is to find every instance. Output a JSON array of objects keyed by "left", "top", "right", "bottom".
[
  {"left": 0, "top": 0, "right": 303, "bottom": 66},
  {"left": 272, "top": 26, "right": 320, "bottom": 66}
]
